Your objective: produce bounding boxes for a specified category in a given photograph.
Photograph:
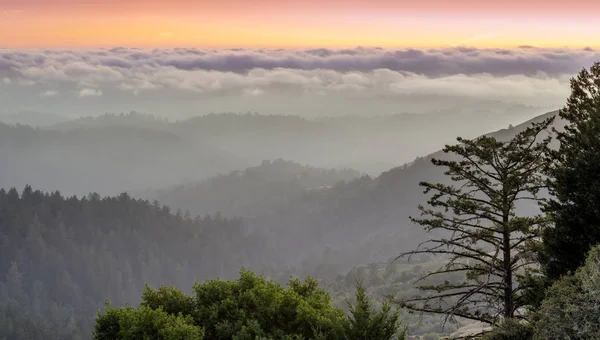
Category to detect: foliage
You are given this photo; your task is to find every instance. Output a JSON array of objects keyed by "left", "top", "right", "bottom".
[
  {"left": 94, "top": 269, "right": 407, "bottom": 340},
  {"left": 94, "top": 303, "right": 204, "bottom": 340},
  {"left": 190, "top": 269, "right": 346, "bottom": 339},
  {"left": 541, "top": 61, "right": 600, "bottom": 282},
  {"left": 399, "top": 117, "right": 553, "bottom": 327},
  {"left": 343, "top": 279, "right": 407, "bottom": 340},
  {"left": 533, "top": 244, "right": 600, "bottom": 340},
  {"left": 0, "top": 298, "right": 84, "bottom": 340},
  {"left": 319, "top": 258, "right": 461, "bottom": 336},
  {"left": 0, "top": 186, "right": 269, "bottom": 338}
]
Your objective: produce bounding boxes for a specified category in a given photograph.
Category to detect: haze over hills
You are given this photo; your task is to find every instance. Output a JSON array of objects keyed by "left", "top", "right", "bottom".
[
  {"left": 145, "top": 159, "right": 362, "bottom": 218},
  {"left": 0, "top": 108, "right": 554, "bottom": 196},
  {"left": 0, "top": 122, "right": 238, "bottom": 196},
  {"left": 150, "top": 110, "right": 561, "bottom": 275},
  {"left": 0, "top": 111, "right": 69, "bottom": 127},
  {"left": 0, "top": 108, "right": 565, "bottom": 339}
]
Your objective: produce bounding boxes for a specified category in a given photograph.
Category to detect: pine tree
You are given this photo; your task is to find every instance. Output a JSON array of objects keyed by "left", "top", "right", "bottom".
[
  {"left": 399, "top": 117, "right": 553, "bottom": 328},
  {"left": 541, "top": 62, "right": 600, "bottom": 281},
  {"left": 6, "top": 262, "right": 24, "bottom": 299},
  {"left": 344, "top": 279, "right": 407, "bottom": 340}
]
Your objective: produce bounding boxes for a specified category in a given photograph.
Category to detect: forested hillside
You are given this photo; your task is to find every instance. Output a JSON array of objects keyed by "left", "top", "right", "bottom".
[
  {"left": 0, "top": 187, "right": 272, "bottom": 339},
  {"left": 147, "top": 159, "right": 361, "bottom": 218},
  {"left": 0, "top": 109, "right": 569, "bottom": 339},
  {"left": 0, "top": 110, "right": 548, "bottom": 197},
  {"left": 233, "top": 111, "right": 562, "bottom": 274},
  {"left": 128, "top": 110, "right": 562, "bottom": 280}
]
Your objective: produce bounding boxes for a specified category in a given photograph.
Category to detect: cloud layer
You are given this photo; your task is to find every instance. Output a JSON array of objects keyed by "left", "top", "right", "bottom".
[
  {"left": 0, "top": 47, "right": 596, "bottom": 115},
  {"left": 2, "top": 46, "right": 598, "bottom": 76}
]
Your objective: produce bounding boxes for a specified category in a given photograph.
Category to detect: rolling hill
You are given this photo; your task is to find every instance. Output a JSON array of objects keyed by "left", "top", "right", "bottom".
[
  {"left": 144, "top": 159, "right": 362, "bottom": 218},
  {"left": 0, "top": 110, "right": 547, "bottom": 197},
  {"left": 0, "top": 109, "right": 562, "bottom": 339},
  {"left": 224, "top": 110, "right": 561, "bottom": 275}
]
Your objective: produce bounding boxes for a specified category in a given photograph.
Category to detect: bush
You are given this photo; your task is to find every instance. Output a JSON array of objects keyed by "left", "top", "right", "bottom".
[
  {"left": 94, "top": 269, "right": 407, "bottom": 340},
  {"left": 533, "top": 245, "right": 600, "bottom": 340},
  {"left": 94, "top": 303, "right": 204, "bottom": 340}
]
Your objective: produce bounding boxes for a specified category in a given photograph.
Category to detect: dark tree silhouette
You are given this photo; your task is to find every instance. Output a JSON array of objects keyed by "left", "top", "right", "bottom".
[
  {"left": 542, "top": 61, "right": 600, "bottom": 282},
  {"left": 398, "top": 117, "right": 553, "bottom": 329}
]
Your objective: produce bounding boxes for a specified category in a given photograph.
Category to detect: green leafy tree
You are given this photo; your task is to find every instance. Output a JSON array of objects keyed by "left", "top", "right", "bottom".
[
  {"left": 94, "top": 269, "right": 407, "bottom": 340},
  {"left": 541, "top": 61, "right": 600, "bottom": 282},
  {"left": 190, "top": 269, "right": 346, "bottom": 339},
  {"left": 399, "top": 118, "right": 553, "bottom": 328},
  {"left": 533, "top": 244, "right": 600, "bottom": 340},
  {"left": 94, "top": 303, "right": 204, "bottom": 340},
  {"left": 140, "top": 284, "right": 195, "bottom": 318}
]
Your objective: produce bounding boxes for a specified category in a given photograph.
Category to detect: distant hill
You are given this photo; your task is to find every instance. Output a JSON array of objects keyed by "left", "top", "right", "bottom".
[
  {"left": 145, "top": 159, "right": 362, "bottom": 218},
  {"left": 0, "top": 109, "right": 562, "bottom": 271},
  {"left": 234, "top": 110, "right": 563, "bottom": 274},
  {"left": 0, "top": 110, "right": 68, "bottom": 127},
  {"left": 50, "top": 112, "right": 169, "bottom": 131},
  {"left": 140, "top": 110, "right": 561, "bottom": 277},
  {"left": 41, "top": 110, "right": 552, "bottom": 187},
  {"left": 0, "top": 122, "right": 239, "bottom": 196},
  {"left": 51, "top": 112, "right": 420, "bottom": 175},
  {"left": 0, "top": 110, "right": 562, "bottom": 339}
]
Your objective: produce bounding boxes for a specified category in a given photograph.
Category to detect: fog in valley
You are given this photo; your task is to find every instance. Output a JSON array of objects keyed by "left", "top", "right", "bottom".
[
  {"left": 2, "top": 47, "right": 592, "bottom": 196},
  {"left": 0, "top": 45, "right": 595, "bottom": 338}
]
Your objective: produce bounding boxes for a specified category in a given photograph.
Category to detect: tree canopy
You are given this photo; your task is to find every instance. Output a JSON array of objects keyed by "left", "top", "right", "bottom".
[
  {"left": 94, "top": 269, "right": 407, "bottom": 340},
  {"left": 533, "top": 244, "right": 600, "bottom": 340},
  {"left": 0, "top": 186, "right": 270, "bottom": 339}
]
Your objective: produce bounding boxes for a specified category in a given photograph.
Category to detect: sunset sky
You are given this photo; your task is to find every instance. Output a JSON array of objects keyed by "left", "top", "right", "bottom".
[{"left": 1, "top": 0, "right": 599, "bottom": 48}]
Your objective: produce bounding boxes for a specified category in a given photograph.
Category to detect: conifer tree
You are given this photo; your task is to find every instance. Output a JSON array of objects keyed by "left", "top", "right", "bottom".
[
  {"left": 399, "top": 117, "right": 553, "bottom": 327},
  {"left": 541, "top": 62, "right": 600, "bottom": 281}
]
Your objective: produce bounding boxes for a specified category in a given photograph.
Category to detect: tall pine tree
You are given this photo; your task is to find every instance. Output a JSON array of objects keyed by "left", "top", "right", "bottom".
[
  {"left": 542, "top": 62, "right": 600, "bottom": 281},
  {"left": 399, "top": 117, "right": 553, "bottom": 328}
]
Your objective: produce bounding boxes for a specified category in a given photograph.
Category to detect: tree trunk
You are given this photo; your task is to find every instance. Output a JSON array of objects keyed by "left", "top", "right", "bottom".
[{"left": 503, "top": 217, "right": 513, "bottom": 318}]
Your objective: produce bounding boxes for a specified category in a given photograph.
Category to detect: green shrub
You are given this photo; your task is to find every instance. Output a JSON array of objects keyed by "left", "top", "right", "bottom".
[
  {"left": 95, "top": 269, "right": 407, "bottom": 340},
  {"left": 533, "top": 245, "right": 600, "bottom": 340}
]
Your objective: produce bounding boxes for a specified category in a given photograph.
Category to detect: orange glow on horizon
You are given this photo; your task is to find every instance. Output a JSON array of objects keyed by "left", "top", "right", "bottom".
[{"left": 1, "top": 0, "right": 599, "bottom": 48}]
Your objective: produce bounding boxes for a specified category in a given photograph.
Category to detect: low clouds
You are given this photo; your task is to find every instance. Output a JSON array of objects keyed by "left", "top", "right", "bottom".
[
  {"left": 40, "top": 90, "right": 59, "bottom": 97},
  {"left": 243, "top": 88, "right": 265, "bottom": 97},
  {"left": 2, "top": 47, "right": 597, "bottom": 77},
  {"left": 0, "top": 47, "right": 596, "bottom": 116},
  {"left": 78, "top": 88, "right": 103, "bottom": 98}
]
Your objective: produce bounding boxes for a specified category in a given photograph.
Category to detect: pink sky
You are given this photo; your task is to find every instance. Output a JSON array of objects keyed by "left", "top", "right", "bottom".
[{"left": 1, "top": 0, "right": 599, "bottom": 47}]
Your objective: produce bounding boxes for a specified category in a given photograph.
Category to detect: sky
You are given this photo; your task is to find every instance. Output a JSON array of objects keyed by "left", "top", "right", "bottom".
[
  {"left": 0, "top": 1, "right": 598, "bottom": 131},
  {"left": 1, "top": 0, "right": 600, "bottom": 48}
]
